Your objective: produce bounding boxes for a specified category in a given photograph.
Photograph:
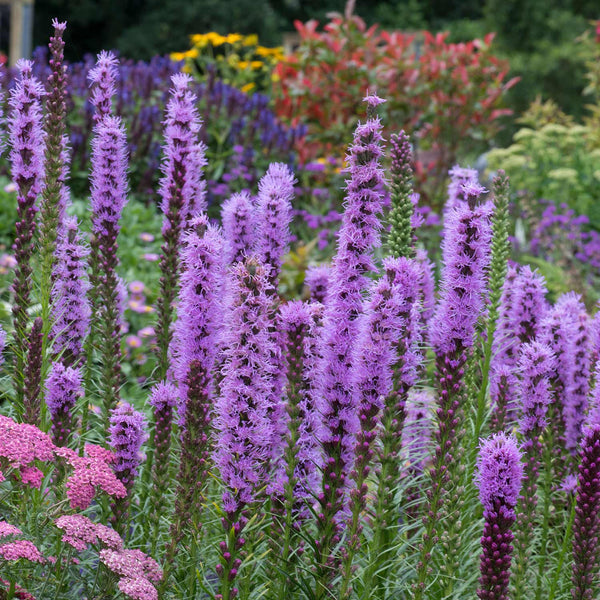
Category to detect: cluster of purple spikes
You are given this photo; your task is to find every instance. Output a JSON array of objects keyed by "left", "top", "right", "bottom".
[{"left": 6, "top": 19, "right": 600, "bottom": 600}]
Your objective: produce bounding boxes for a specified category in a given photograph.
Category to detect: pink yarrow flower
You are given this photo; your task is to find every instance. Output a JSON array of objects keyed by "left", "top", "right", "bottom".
[{"left": 0, "top": 540, "right": 44, "bottom": 563}]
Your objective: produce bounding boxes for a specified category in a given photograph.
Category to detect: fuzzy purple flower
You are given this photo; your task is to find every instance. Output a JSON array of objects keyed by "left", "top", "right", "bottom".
[
  {"left": 221, "top": 191, "right": 256, "bottom": 265},
  {"left": 415, "top": 248, "right": 436, "bottom": 326},
  {"left": 89, "top": 115, "right": 128, "bottom": 429},
  {"left": 304, "top": 265, "right": 331, "bottom": 304},
  {"left": 446, "top": 165, "right": 479, "bottom": 213},
  {"left": 430, "top": 192, "right": 492, "bottom": 358},
  {"left": 50, "top": 216, "right": 91, "bottom": 366},
  {"left": 571, "top": 408, "right": 600, "bottom": 600},
  {"left": 46, "top": 362, "right": 83, "bottom": 447},
  {"left": 318, "top": 98, "right": 386, "bottom": 544},
  {"left": 88, "top": 51, "right": 118, "bottom": 121},
  {"left": 109, "top": 403, "right": 148, "bottom": 487},
  {"left": 539, "top": 292, "right": 591, "bottom": 454},
  {"left": 155, "top": 74, "right": 207, "bottom": 381},
  {"left": 170, "top": 215, "right": 223, "bottom": 416},
  {"left": 215, "top": 257, "right": 279, "bottom": 514},
  {"left": 255, "top": 162, "right": 295, "bottom": 288},
  {"left": 512, "top": 341, "right": 555, "bottom": 596},
  {"left": 476, "top": 433, "right": 523, "bottom": 600},
  {"left": 9, "top": 60, "right": 46, "bottom": 403}
]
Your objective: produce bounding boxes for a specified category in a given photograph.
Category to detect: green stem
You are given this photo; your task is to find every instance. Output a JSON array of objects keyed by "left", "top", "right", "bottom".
[
  {"left": 535, "top": 442, "right": 554, "bottom": 600},
  {"left": 547, "top": 497, "right": 576, "bottom": 600}
]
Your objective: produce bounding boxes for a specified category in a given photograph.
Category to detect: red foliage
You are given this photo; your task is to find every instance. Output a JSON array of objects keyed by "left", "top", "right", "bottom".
[{"left": 273, "top": 13, "right": 519, "bottom": 206}]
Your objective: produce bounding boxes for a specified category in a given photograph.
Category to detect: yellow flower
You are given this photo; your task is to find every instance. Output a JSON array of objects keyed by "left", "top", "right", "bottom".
[
  {"left": 182, "top": 64, "right": 192, "bottom": 74},
  {"left": 206, "top": 32, "right": 226, "bottom": 46},
  {"left": 241, "top": 82, "right": 256, "bottom": 93},
  {"left": 184, "top": 48, "right": 199, "bottom": 59},
  {"left": 237, "top": 61, "right": 250, "bottom": 69},
  {"left": 226, "top": 33, "right": 243, "bottom": 44},
  {"left": 170, "top": 52, "right": 186, "bottom": 62},
  {"left": 191, "top": 34, "right": 206, "bottom": 45},
  {"left": 243, "top": 34, "right": 258, "bottom": 46},
  {"left": 271, "top": 72, "right": 280, "bottom": 82},
  {"left": 250, "top": 60, "right": 263, "bottom": 69}
]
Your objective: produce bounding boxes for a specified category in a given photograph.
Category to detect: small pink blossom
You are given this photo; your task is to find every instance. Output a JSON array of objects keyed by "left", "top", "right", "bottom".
[
  {"left": 0, "top": 521, "right": 22, "bottom": 538},
  {"left": 139, "top": 232, "right": 155, "bottom": 243},
  {"left": 0, "top": 540, "right": 44, "bottom": 563},
  {"left": 142, "top": 253, "right": 159, "bottom": 262},
  {"left": 20, "top": 466, "right": 44, "bottom": 488}
]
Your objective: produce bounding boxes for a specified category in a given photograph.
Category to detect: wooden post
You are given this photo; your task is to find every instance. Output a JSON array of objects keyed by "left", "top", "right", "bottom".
[{"left": 6, "top": 0, "right": 34, "bottom": 66}]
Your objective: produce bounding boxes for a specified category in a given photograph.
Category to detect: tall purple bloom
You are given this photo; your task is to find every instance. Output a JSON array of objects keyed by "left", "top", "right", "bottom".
[
  {"left": 512, "top": 341, "right": 555, "bottom": 597},
  {"left": 109, "top": 402, "right": 148, "bottom": 533},
  {"left": 255, "top": 162, "right": 295, "bottom": 288},
  {"left": 214, "top": 257, "right": 279, "bottom": 598},
  {"left": 316, "top": 96, "right": 386, "bottom": 583},
  {"left": 571, "top": 402, "right": 600, "bottom": 600},
  {"left": 169, "top": 216, "right": 222, "bottom": 544},
  {"left": 88, "top": 51, "right": 118, "bottom": 121},
  {"left": 9, "top": 60, "right": 46, "bottom": 404},
  {"left": 50, "top": 216, "right": 91, "bottom": 367},
  {"left": 476, "top": 433, "right": 523, "bottom": 600},
  {"left": 416, "top": 180, "right": 492, "bottom": 599},
  {"left": 221, "top": 191, "right": 256, "bottom": 265},
  {"left": 446, "top": 165, "right": 479, "bottom": 214},
  {"left": 89, "top": 115, "right": 129, "bottom": 431},
  {"left": 46, "top": 362, "right": 83, "bottom": 447},
  {"left": 155, "top": 73, "right": 207, "bottom": 380},
  {"left": 304, "top": 265, "right": 331, "bottom": 304},
  {"left": 341, "top": 257, "right": 422, "bottom": 596},
  {"left": 539, "top": 292, "right": 591, "bottom": 454},
  {"left": 490, "top": 265, "right": 548, "bottom": 429},
  {"left": 39, "top": 19, "right": 69, "bottom": 323},
  {"left": 415, "top": 248, "right": 435, "bottom": 326}
]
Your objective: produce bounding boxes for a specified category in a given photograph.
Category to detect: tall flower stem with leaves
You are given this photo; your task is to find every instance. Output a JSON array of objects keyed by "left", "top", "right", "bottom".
[
  {"left": 340, "top": 257, "right": 421, "bottom": 599},
  {"left": 38, "top": 19, "right": 68, "bottom": 356},
  {"left": 511, "top": 342, "right": 555, "bottom": 598},
  {"left": 474, "top": 170, "right": 509, "bottom": 440},
  {"left": 88, "top": 116, "right": 128, "bottom": 434},
  {"left": 8, "top": 60, "right": 45, "bottom": 411},
  {"left": 362, "top": 258, "right": 423, "bottom": 596},
  {"left": 414, "top": 181, "right": 493, "bottom": 599},
  {"left": 313, "top": 95, "right": 386, "bottom": 599}
]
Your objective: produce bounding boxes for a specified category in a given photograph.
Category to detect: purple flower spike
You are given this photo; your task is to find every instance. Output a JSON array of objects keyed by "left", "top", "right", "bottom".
[
  {"left": 155, "top": 74, "right": 207, "bottom": 381},
  {"left": 304, "top": 265, "right": 331, "bottom": 304},
  {"left": 109, "top": 402, "right": 148, "bottom": 487},
  {"left": 88, "top": 51, "right": 119, "bottom": 121},
  {"left": 9, "top": 60, "right": 46, "bottom": 403},
  {"left": 255, "top": 162, "right": 295, "bottom": 288},
  {"left": 221, "top": 191, "right": 256, "bottom": 265},
  {"left": 446, "top": 165, "right": 479, "bottom": 214},
  {"left": 539, "top": 292, "right": 591, "bottom": 454},
  {"left": 512, "top": 341, "right": 555, "bottom": 596},
  {"left": 215, "top": 256, "right": 279, "bottom": 516},
  {"left": 46, "top": 362, "right": 83, "bottom": 447},
  {"left": 51, "top": 217, "right": 91, "bottom": 367},
  {"left": 571, "top": 409, "right": 600, "bottom": 600},
  {"left": 476, "top": 433, "right": 523, "bottom": 600}
]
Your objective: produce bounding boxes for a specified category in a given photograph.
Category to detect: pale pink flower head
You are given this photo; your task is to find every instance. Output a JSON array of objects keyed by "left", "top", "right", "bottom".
[
  {"left": 0, "top": 521, "right": 22, "bottom": 538},
  {"left": 0, "top": 540, "right": 44, "bottom": 563}
]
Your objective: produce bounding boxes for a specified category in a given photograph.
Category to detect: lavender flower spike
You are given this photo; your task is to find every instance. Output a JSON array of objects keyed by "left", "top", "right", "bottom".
[
  {"left": 476, "top": 433, "right": 524, "bottom": 600},
  {"left": 89, "top": 115, "right": 129, "bottom": 431},
  {"left": 571, "top": 401, "right": 600, "bottom": 600},
  {"left": 9, "top": 60, "right": 46, "bottom": 405},
  {"left": 221, "top": 191, "right": 256, "bottom": 265},
  {"left": 214, "top": 257, "right": 278, "bottom": 598},
  {"left": 46, "top": 362, "right": 83, "bottom": 447},
  {"left": 512, "top": 341, "right": 555, "bottom": 598},
  {"left": 50, "top": 216, "right": 91, "bottom": 367},
  {"left": 255, "top": 162, "right": 295, "bottom": 288},
  {"left": 155, "top": 73, "right": 206, "bottom": 380},
  {"left": 88, "top": 50, "right": 118, "bottom": 121},
  {"left": 109, "top": 402, "right": 148, "bottom": 533},
  {"left": 315, "top": 94, "right": 386, "bottom": 594}
]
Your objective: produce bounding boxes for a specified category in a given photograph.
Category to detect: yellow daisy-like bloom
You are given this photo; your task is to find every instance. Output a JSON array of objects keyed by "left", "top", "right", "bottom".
[
  {"left": 250, "top": 60, "right": 263, "bottom": 69},
  {"left": 243, "top": 34, "right": 258, "bottom": 46},
  {"left": 185, "top": 48, "right": 199, "bottom": 59},
  {"left": 237, "top": 61, "right": 250, "bottom": 69},
  {"left": 226, "top": 33, "right": 243, "bottom": 44},
  {"left": 241, "top": 82, "right": 256, "bottom": 93},
  {"left": 170, "top": 52, "right": 186, "bottom": 62},
  {"left": 208, "top": 32, "right": 227, "bottom": 46},
  {"left": 191, "top": 33, "right": 206, "bottom": 45}
]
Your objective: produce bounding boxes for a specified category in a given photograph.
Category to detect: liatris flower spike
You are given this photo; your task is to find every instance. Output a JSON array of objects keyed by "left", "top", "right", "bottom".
[{"left": 476, "top": 433, "right": 523, "bottom": 600}]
